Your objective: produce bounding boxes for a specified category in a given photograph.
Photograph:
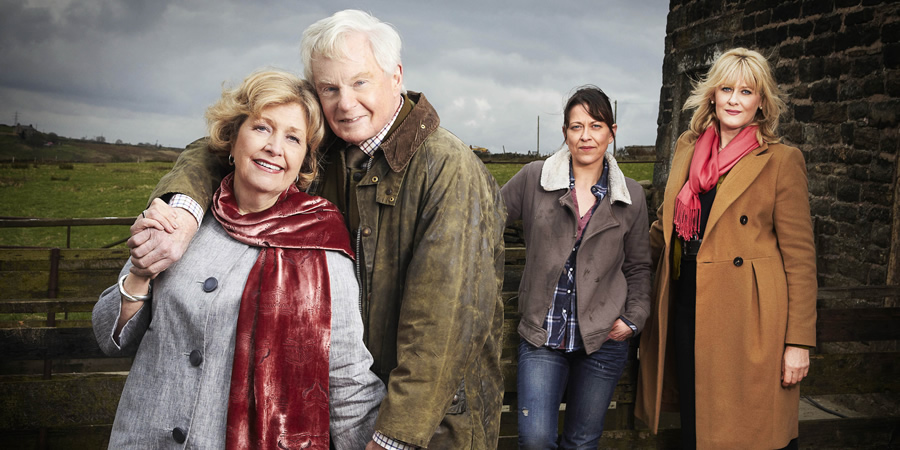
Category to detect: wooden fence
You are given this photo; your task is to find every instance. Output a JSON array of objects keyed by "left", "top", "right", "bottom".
[{"left": 1, "top": 243, "right": 898, "bottom": 448}]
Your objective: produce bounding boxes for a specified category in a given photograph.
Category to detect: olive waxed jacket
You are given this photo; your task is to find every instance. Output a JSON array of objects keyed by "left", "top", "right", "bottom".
[{"left": 148, "top": 92, "right": 506, "bottom": 449}]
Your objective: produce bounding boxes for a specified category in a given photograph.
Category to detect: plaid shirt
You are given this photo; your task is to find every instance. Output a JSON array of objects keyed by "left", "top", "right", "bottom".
[
  {"left": 543, "top": 161, "right": 608, "bottom": 351},
  {"left": 357, "top": 97, "right": 404, "bottom": 155}
]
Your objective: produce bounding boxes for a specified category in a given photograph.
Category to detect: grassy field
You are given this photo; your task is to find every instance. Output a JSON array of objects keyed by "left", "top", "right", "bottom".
[{"left": 0, "top": 160, "right": 653, "bottom": 248}]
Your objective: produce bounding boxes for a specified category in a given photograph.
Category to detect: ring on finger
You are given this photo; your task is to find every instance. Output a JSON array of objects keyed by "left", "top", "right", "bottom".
[{"left": 142, "top": 211, "right": 146, "bottom": 219}]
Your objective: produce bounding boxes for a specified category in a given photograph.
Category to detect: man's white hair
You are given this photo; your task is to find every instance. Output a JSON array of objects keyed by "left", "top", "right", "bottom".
[{"left": 300, "top": 9, "right": 405, "bottom": 93}]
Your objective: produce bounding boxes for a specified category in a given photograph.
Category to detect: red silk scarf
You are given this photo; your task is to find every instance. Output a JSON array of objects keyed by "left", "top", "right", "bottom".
[
  {"left": 673, "top": 126, "right": 760, "bottom": 240},
  {"left": 213, "top": 173, "right": 353, "bottom": 449}
]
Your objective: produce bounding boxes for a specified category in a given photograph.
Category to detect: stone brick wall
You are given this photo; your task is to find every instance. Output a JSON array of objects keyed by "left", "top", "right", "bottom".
[{"left": 653, "top": 0, "right": 899, "bottom": 287}]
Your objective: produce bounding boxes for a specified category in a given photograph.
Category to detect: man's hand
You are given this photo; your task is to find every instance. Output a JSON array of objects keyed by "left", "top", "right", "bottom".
[
  {"left": 128, "top": 198, "right": 199, "bottom": 278},
  {"left": 365, "top": 441, "right": 387, "bottom": 450},
  {"left": 781, "top": 345, "right": 810, "bottom": 388}
]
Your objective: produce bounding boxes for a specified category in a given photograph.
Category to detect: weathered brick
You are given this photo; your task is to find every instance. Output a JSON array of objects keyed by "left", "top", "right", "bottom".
[
  {"left": 733, "top": 33, "right": 757, "bottom": 49},
  {"left": 779, "top": 41, "right": 805, "bottom": 59},
  {"left": 794, "top": 104, "right": 815, "bottom": 122},
  {"left": 799, "top": 57, "right": 825, "bottom": 81},
  {"left": 812, "top": 103, "right": 847, "bottom": 123},
  {"left": 834, "top": 0, "right": 861, "bottom": 7},
  {"left": 849, "top": 56, "right": 882, "bottom": 78},
  {"left": 774, "top": 1, "right": 802, "bottom": 20},
  {"left": 861, "top": 0, "right": 886, "bottom": 6},
  {"left": 844, "top": 9, "right": 875, "bottom": 26},
  {"left": 831, "top": 200, "right": 860, "bottom": 223},
  {"left": 844, "top": 148, "right": 874, "bottom": 165},
  {"left": 869, "top": 265, "right": 887, "bottom": 285},
  {"left": 806, "top": 34, "right": 835, "bottom": 55},
  {"left": 816, "top": 218, "right": 839, "bottom": 236},
  {"left": 866, "top": 204, "right": 892, "bottom": 223},
  {"left": 879, "top": 135, "right": 899, "bottom": 154},
  {"left": 860, "top": 183, "right": 892, "bottom": 206},
  {"left": 775, "top": 64, "right": 797, "bottom": 83},
  {"left": 810, "top": 197, "right": 833, "bottom": 216},
  {"left": 824, "top": 56, "right": 846, "bottom": 77},
  {"left": 847, "top": 100, "right": 869, "bottom": 120},
  {"left": 872, "top": 223, "right": 892, "bottom": 248},
  {"left": 886, "top": 72, "right": 900, "bottom": 96},
  {"left": 884, "top": 22, "right": 900, "bottom": 44},
  {"left": 757, "top": 25, "right": 790, "bottom": 48},
  {"left": 743, "top": 14, "right": 757, "bottom": 31},
  {"left": 836, "top": 180, "right": 861, "bottom": 200},
  {"left": 835, "top": 28, "right": 881, "bottom": 52},
  {"left": 885, "top": 43, "right": 900, "bottom": 69},
  {"left": 869, "top": 160, "right": 896, "bottom": 183},
  {"left": 863, "top": 76, "right": 885, "bottom": 96},
  {"left": 788, "top": 21, "right": 814, "bottom": 39},
  {"left": 863, "top": 245, "right": 888, "bottom": 265},
  {"left": 814, "top": 14, "right": 842, "bottom": 34},
  {"left": 840, "top": 123, "right": 855, "bottom": 144},
  {"left": 755, "top": 8, "right": 773, "bottom": 27},
  {"left": 870, "top": 100, "right": 899, "bottom": 128},
  {"left": 810, "top": 79, "right": 839, "bottom": 102},
  {"left": 853, "top": 126, "right": 881, "bottom": 150},
  {"left": 803, "top": 0, "right": 835, "bottom": 16},
  {"left": 781, "top": 122, "right": 805, "bottom": 143}
]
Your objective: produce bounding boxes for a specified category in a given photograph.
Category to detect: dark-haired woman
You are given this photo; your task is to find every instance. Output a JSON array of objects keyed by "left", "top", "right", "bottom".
[{"left": 502, "top": 86, "right": 651, "bottom": 449}]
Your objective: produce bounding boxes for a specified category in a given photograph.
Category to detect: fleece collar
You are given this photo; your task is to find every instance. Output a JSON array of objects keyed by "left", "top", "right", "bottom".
[{"left": 540, "top": 147, "right": 632, "bottom": 205}]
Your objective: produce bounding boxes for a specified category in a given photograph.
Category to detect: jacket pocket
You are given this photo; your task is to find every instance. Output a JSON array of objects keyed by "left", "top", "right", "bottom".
[{"left": 446, "top": 379, "right": 467, "bottom": 414}]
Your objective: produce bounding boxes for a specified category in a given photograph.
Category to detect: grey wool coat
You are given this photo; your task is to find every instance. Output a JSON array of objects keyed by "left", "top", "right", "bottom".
[{"left": 93, "top": 214, "right": 385, "bottom": 449}]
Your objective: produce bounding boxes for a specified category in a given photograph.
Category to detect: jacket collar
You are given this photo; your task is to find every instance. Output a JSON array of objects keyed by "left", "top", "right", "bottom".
[
  {"left": 540, "top": 147, "right": 632, "bottom": 205},
  {"left": 319, "top": 91, "right": 440, "bottom": 173},
  {"left": 378, "top": 91, "right": 440, "bottom": 172}
]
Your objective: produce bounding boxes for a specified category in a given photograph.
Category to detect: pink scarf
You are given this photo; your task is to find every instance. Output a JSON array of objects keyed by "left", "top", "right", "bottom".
[{"left": 673, "top": 126, "right": 759, "bottom": 240}]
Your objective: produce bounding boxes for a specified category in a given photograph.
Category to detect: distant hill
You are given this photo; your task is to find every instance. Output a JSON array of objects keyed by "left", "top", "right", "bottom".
[{"left": 0, "top": 124, "right": 183, "bottom": 163}]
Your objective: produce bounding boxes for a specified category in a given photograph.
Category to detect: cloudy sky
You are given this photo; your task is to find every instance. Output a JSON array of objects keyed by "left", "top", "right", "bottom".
[{"left": 1, "top": 0, "right": 669, "bottom": 154}]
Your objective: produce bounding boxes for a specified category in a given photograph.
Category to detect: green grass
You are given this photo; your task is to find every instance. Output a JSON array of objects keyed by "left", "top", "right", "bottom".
[
  {"left": 490, "top": 161, "right": 654, "bottom": 186},
  {"left": 0, "top": 162, "right": 174, "bottom": 248},
  {"left": 0, "top": 160, "right": 653, "bottom": 248}
]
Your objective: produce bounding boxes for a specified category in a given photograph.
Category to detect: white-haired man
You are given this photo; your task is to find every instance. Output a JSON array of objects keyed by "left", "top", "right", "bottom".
[{"left": 131, "top": 10, "right": 506, "bottom": 449}]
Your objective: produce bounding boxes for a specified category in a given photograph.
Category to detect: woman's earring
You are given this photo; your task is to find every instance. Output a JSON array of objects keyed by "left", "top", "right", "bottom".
[
  {"left": 295, "top": 174, "right": 300, "bottom": 184},
  {"left": 228, "top": 154, "right": 234, "bottom": 165},
  {"left": 710, "top": 100, "right": 715, "bottom": 105}
]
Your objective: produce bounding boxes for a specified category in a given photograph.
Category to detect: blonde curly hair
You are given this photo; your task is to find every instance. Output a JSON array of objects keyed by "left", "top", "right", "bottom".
[
  {"left": 683, "top": 48, "right": 786, "bottom": 145},
  {"left": 205, "top": 69, "right": 324, "bottom": 189}
]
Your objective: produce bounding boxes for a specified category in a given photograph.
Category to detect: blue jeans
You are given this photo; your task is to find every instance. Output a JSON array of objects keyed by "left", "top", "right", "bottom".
[{"left": 517, "top": 338, "right": 629, "bottom": 449}]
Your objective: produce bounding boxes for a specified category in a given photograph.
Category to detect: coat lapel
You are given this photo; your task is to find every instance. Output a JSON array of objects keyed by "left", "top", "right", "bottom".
[{"left": 704, "top": 144, "right": 771, "bottom": 237}]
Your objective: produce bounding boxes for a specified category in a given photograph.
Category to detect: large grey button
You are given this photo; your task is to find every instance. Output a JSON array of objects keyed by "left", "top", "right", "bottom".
[
  {"left": 203, "top": 277, "right": 218, "bottom": 292},
  {"left": 172, "top": 427, "right": 187, "bottom": 443},
  {"left": 189, "top": 350, "right": 203, "bottom": 367},
  {"left": 352, "top": 172, "right": 363, "bottom": 182}
]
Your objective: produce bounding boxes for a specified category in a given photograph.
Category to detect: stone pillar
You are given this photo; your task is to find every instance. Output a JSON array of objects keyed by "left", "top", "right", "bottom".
[{"left": 654, "top": 0, "right": 899, "bottom": 286}]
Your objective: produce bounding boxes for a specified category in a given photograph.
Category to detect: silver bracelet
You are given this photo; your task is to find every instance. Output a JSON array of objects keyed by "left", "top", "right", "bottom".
[{"left": 118, "top": 274, "right": 152, "bottom": 302}]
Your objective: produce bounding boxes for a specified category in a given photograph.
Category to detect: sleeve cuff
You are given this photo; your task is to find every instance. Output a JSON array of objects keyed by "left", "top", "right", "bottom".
[
  {"left": 169, "top": 194, "right": 204, "bottom": 227},
  {"left": 373, "top": 431, "right": 419, "bottom": 449},
  {"left": 619, "top": 315, "right": 638, "bottom": 334}
]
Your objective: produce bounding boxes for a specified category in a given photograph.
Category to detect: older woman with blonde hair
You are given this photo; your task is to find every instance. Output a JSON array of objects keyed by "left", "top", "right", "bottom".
[
  {"left": 93, "top": 69, "right": 384, "bottom": 449},
  {"left": 636, "top": 48, "right": 817, "bottom": 449}
]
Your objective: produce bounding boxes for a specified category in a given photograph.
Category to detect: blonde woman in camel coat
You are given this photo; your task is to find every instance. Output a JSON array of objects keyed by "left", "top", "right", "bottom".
[{"left": 635, "top": 48, "right": 817, "bottom": 449}]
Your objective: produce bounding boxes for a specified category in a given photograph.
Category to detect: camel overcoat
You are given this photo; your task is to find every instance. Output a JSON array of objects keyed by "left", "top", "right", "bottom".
[{"left": 635, "top": 132, "right": 817, "bottom": 449}]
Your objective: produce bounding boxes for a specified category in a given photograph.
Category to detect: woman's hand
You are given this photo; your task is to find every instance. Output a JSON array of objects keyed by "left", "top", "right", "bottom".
[
  {"left": 781, "top": 346, "right": 810, "bottom": 387},
  {"left": 607, "top": 318, "right": 634, "bottom": 341}
]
